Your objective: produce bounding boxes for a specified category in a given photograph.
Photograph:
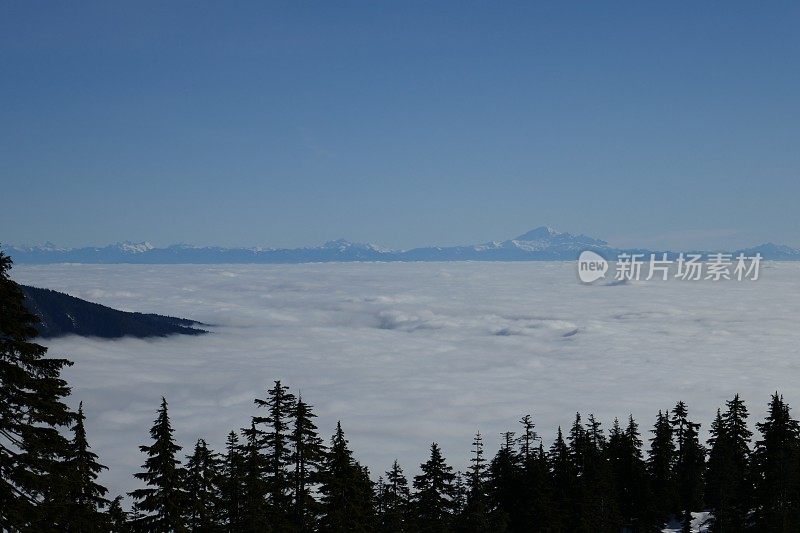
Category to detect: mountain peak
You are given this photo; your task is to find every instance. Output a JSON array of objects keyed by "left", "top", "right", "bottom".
[
  {"left": 737, "top": 242, "right": 800, "bottom": 258},
  {"left": 515, "top": 226, "right": 561, "bottom": 241},
  {"left": 113, "top": 241, "right": 154, "bottom": 253},
  {"left": 320, "top": 239, "right": 384, "bottom": 252},
  {"left": 321, "top": 238, "right": 357, "bottom": 249}
]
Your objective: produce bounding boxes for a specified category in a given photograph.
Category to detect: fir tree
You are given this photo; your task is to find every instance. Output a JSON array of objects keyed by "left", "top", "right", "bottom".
[
  {"left": 486, "top": 432, "right": 518, "bottom": 531},
  {"left": 511, "top": 414, "right": 555, "bottom": 532},
  {"left": 714, "top": 394, "right": 752, "bottom": 531},
  {"left": 185, "top": 438, "right": 223, "bottom": 531},
  {"left": 129, "top": 397, "right": 187, "bottom": 532},
  {"left": 451, "top": 471, "right": 468, "bottom": 521},
  {"left": 240, "top": 421, "right": 269, "bottom": 531},
  {"left": 647, "top": 409, "right": 676, "bottom": 525},
  {"left": 62, "top": 402, "right": 109, "bottom": 531},
  {"left": 752, "top": 393, "right": 800, "bottom": 530},
  {"left": 706, "top": 400, "right": 753, "bottom": 533},
  {"left": 0, "top": 250, "right": 75, "bottom": 530},
  {"left": 516, "top": 439, "right": 556, "bottom": 532},
  {"left": 566, "top": 413, "right": 600, "bottom": 531},
  {"left": 577, "top": 415, "right": 620, "bottom": 533},
  {"left": 458, "top": 431, "right": 490, "bottom": 532},
  {"left": 670, "top": 402, "right": 705, "bottom": 533},
  {"left": 568, "top": 413, "right": 587, "bottom": 475},
  {"left": 413, "top": 442, "right": 457, "bottom": 533},
  {"left": 108, "top": 496, "right": 129, "bottom": 532},
  {"left": 253, "top": 380, "right": 297, "bottom": 528},
  {"left": 220, "top": 432, "right": 244, "bottom": 531},
  {"left": 379, "top": 460, "right": 411, "bottom": 532},
  {"left": 607, "top": 416, "right": 650, "bottom": 532},
  {"left": 318, "top": 422, "right": 374, "bottom": 532},
  {"left": 291, "top": 396, "right": 325, "bottom": 532},
  {"left": 549, "top": 426, "right": 576, "bottom": 530},
  {"left": 517, "top": 415, "right": 538, "bottom": 461}
]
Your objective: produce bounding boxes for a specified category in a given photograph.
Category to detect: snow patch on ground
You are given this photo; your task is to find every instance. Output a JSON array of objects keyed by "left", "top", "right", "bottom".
[{"left": 662, "top": 511, "right": 713, "bottom": 532}]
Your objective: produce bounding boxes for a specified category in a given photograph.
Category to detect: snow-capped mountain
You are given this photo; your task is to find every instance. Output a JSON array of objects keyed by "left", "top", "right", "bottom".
[
  {"left": 733, "top": 242, "right": 800, "bottom": 261},
  {"left": 319, "top": 239, "right": 387, "bottom": 253},
  {"left": 401, "top": 226, "right": 613, "bottom": 261},
  {"left": 4, "top": 227, "right": 799, "bottom": 264},
  {"left": 116, "top": 241, "right": 154, "bottom": 253}
]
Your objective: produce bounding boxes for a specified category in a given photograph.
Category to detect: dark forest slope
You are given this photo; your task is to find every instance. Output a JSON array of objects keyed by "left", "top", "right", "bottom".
[{"left": 20, "top": 285, "right": 207, "bottom": 339}]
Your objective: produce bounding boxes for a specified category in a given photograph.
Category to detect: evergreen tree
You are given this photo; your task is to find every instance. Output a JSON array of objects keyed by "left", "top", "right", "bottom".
[
  {"left": 291, "top": 396, "right": 326, "bottom": 531},
  {"left": 128, "top": 502, "right": 145, "bottom": 528},
  {"left": 706, "top": 410, "right": 731, "bottom": 532},
  {"left": 379, "top": 460, "right": 411, "bottom": 532},
  {"left": 719, "top": 394, "right": 752, "bottom": 531},
  {"left": 568, "top": 413, "right": 587, "bottom": 475},
  {"left": 670, "top": 402, "right": 705, "bottom": 533},
  {"left": 486, "top": 432, "right": 518, "bottom": 531},
  {"left": 451, "top": 471, "right": 468, "bottom": 522},
  {"left": 413, "top": 442, "right": 457, "bottom": 533},
  {"left": 220, "top": 432, "right": 245, "bottom": 531},
  {"left": 253, "top": 380, "right": 297, "bottom": 528},
  {"left": 318, "top": 422, "right": 374, "bottom": 532},
  {"left": 647, "top": 409, "right": 676, "bottom": 525},
  {"left": 240, "top": 421, "right": 269, "bottom": 531},
  {"left": 0, "top": 250, "right": 75, "bottom": 530},
  {"left": 517, "top": 415, "right": 538, "bottom": 461},
  {"left": 129, "top": 397, "right": 187, "bottom": 532},
  {"left": 511, "top": 415, "right": 556, "bottom": 532},
  {"left": 549, "top": 426, "right": 576, "bottom": 530},
  {"left": 61, "top": 402, "right": 109, "bottom": 531},
  {"left": 108, "top": 496, "right": 129, "bottom": 532},
  {"left": 577, "top": 415, "right": 620, "bottom": 533},
  {"left": 706, "top": 396, "right": 753, "bottom": 533},
  {"left": 458, "top": 431, "right": 490, "bottom": 532},
  {"left": 566, "top": 413, "right": 605, "bottom": 531},
  {"left": 185, "top": 438, "right": 223, "bottom": 531},
  {"left": 517, "top": 440, "right": 556, "bottom": 532},
  {"left": 752, "top": 393, "right": 800, "bottom": 530},
  {"left": 607, "top": 416, "right": 651, "bottom": 532},
  {"left": 376, "top": 476, "right": 387, "bottom": 521}
]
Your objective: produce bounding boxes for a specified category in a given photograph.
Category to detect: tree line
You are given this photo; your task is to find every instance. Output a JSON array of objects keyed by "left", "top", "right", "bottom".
[{"left": 3, "top": 250, "right": 800, "bottom": 532}]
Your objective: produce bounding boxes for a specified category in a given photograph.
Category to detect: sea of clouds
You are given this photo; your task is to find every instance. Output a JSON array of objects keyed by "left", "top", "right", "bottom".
[{"left": 11, "top": 261, "right": 800, "bottom": 500}]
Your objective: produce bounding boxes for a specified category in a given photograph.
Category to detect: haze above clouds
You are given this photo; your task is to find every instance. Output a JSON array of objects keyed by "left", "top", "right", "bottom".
[
  {"left": 3, "top": 3, "right": 800, "bottom": 249},
  {"left": 12, "top": 262, "right": 800, "bottom": 499}
]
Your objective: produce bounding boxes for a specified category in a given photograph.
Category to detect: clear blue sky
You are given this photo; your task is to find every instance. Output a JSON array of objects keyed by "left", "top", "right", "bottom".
[{"left": 2, "top": 1, "right": 799, "bottom": 250}]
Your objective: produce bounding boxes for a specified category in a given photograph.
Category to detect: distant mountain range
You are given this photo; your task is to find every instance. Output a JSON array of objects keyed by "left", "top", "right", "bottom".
[
  {"left": 5, "top": 226, "right": 800, "bottom": 263},
  {"left": 21, "top": 285, "right": 208, "bottom": 338}
]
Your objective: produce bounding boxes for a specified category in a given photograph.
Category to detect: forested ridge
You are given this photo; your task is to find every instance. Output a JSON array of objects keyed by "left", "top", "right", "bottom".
[
  {"left": 19, "top": 285, "right": 207, "bottom": 339},
  {"left": 4, "top": 250, "right": 800, "bottom": 532}
]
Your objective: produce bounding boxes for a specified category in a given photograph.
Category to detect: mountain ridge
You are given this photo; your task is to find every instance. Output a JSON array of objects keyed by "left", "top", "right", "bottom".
[
  {"left": 20, "top": 285, "right": 208, "bottom": 338},
  {"left": 4, "top": 226, "right": 798, "bottom": 263}
]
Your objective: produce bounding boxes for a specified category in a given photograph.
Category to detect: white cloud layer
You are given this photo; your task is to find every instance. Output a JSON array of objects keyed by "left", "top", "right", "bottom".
[{"left": 11, "top": 262, "right": 800, "bottom": 500}]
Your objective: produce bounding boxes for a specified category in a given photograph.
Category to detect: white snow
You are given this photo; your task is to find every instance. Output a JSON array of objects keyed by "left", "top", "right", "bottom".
[
  {"left": 116, "top": 241, "right": 154, "bottom": 253},
  {"left": 662, "top": 511, "right": 713, "bottom": 532}
]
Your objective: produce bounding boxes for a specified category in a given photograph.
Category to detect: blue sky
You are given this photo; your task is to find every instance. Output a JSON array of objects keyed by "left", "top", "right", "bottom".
[{"left": 2, "top": 1, "right": 799, "bottom": 250}]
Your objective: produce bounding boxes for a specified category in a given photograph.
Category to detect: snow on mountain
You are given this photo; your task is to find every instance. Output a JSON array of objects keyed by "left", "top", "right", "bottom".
[
  {"left": 403, "top": 226, "right": 613, "bottom": 260},
  {"left": 4, "top": 228, "right": 800, "bottom": 264},
  {"left": 507, "top": 225, "right": 608, "bottom": 252},
  {"left": 6, "top": 241, "right": 68, "bottom": 253},
  {"left": 735, "top": 242, "right": 800, "bottom": 260},
  {"left": 514, "top": 225, "right": 560, "bottom": 240},
  {"left": 114, "top": 241, "right": 155, "bottom": 253},
  {"left": 319, "top": 239, "right": 387, "bottom": 253}
]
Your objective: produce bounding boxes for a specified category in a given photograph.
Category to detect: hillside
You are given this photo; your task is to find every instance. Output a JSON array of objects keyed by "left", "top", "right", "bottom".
[{"left": 20, "top": 285, "right": 208, "bottom": 339}]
